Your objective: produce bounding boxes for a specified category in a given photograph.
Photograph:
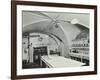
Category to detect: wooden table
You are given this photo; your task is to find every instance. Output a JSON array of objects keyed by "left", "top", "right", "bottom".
[{"left": 41, "top": 55, "right": 85, "bottom": 68}]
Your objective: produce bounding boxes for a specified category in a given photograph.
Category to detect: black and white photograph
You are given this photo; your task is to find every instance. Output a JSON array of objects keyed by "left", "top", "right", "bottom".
[
  {"left": 22, "top": 11, "right": 90, "bottom": 69},
  {"left": 11, "top": 1, "right": 97, "bottom": 79}
]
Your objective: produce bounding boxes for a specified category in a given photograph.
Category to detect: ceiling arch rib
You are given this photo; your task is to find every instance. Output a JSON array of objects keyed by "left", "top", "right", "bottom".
[
  {"left": 29, "top": 32, "right": 59, "bottom": 46},
  {"left": 23, "top": 19, "right": 52, "bottom": 33},
  {"left": 29, "top": 11, "right": 54, "bottom": 20},
  {"left": 23, "top": 19, "right": 51, "bottom": 28},
  {"left": 23, "top": 31, "right": 63, "bottom": 46}
]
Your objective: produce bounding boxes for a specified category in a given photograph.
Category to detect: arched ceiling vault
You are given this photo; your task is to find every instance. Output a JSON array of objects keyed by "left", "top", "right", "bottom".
[{"left": 23, "top": 11, "right": 89, "bottom": 56}]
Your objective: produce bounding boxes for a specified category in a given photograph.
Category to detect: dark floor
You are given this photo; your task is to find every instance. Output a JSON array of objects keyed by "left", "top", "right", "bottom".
[
  {"left": 22, "top": 60, "right": 46, "bottom": 69},
  {"left": 70, "top": 56, "right": 89, "bottom": 66}
]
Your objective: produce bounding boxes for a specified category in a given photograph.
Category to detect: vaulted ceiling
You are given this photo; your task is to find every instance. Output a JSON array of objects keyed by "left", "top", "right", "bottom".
[{"left": 22, "top": 11, "right": 89, "bottom": 56}]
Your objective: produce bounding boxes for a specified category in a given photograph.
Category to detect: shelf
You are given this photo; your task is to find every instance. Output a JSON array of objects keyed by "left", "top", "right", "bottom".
[
  {"left": 71, "top": 47, "right": 89, "bottom": 48},
  {"left": 70, "top": 53, "right": 89, "bottom": 60}
]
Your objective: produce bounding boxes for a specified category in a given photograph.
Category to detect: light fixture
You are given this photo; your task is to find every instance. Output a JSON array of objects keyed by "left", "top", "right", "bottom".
[
  {"left": 38, "top": 37, "right": 43, "bottom": 41},
  {"left": 55, "top": 24, "right": 58, "bottom": 28}
]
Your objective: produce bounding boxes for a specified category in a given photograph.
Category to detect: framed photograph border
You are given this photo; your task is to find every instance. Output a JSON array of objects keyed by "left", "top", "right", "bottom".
[{"left": 11, "top": 1, "right": 97, "bottom": 80}]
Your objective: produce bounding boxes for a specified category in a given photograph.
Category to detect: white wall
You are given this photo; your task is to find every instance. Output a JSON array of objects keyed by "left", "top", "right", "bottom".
[
  {"left": 0, "top": 0, "right": 100, "bottom": 80},
  {"left": 22, "top": 37, "right": 29, "bottom": 60},
  {"left": 28, "top": 33, "right": 59, "bottom": 62}
]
